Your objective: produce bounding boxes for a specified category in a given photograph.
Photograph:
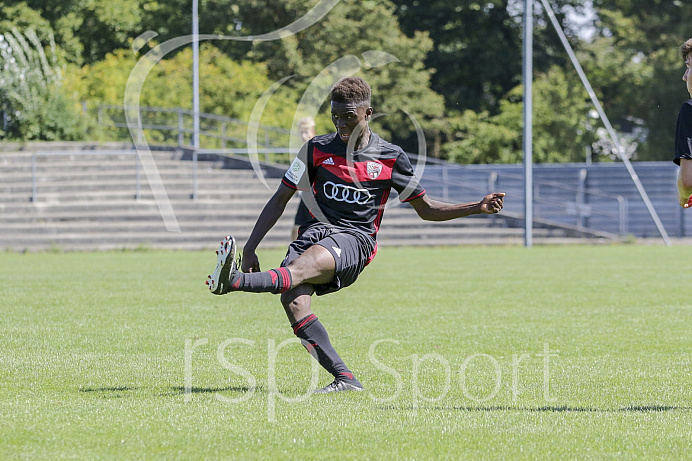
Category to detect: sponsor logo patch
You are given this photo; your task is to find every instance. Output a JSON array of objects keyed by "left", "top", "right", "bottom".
[
  {"left": 323, "top": 181, "right": 372, "bottom": 205},
  {"left": 284, "top": 157, "right": 306, "bottom": 184}
]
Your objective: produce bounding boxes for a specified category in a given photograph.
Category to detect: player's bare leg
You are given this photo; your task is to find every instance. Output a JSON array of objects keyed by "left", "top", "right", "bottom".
[
  {"left": 207, "top": 239, "right": 336, "bottom": 295},
  {"left": 281, "top": 283, "right": 314, "bottom": 324},
  {"left": 284, "top": 244, "right": 336, "bottom": 286},
  {"left": 207, "top": 239, "right": 363, "bottom": 393},
  {"left": 678, "top": 159, "right": 692, "bottom": 208},
  {"left": 282, "top": 284, "right": 364, "bottom": 394}
]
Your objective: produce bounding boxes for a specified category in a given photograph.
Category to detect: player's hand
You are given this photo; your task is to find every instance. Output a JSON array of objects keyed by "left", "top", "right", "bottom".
[
  {"left": 241, "top": 250, "right": 261, "bottom": 273},
  {"left": 480, "top": 192, "right": 505, "bottom": 214}
]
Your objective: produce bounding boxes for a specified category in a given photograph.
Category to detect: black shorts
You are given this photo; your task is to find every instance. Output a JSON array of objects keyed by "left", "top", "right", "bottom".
[
  {"left": 674, "top": 154, "right": 692, "bottom": 166},
  {"left": 281, "top": 223, "right": 376, "bottom": 296}
]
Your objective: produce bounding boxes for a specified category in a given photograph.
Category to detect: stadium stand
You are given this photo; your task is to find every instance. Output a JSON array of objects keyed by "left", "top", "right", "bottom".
[{"left": 0, "top": 143, "right": 688, "bottom": 251}]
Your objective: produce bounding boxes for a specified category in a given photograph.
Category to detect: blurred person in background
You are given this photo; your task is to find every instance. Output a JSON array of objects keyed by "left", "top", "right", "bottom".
[
  {"left": 675, "top": 38, "right": 692, "bottom": 208},
  {"left": 292, "top": 117, "right": 317, "bottom": 240}
]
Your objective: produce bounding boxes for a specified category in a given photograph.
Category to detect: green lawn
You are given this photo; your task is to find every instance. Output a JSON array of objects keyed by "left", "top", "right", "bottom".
[{"left": 1, "top": 245, "right": 691, "bottom": 459}]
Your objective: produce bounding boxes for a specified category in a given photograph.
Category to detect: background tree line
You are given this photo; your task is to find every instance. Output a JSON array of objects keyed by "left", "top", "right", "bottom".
[{"left": 1, "top": 0, "right": 691, "bottom": 164}]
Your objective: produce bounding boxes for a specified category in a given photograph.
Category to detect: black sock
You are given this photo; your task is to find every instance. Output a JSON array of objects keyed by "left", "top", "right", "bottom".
[
  {"left": 231, "top": 267, "right": 292, "bottom": 294},
  {"left": 292, "top": 314, "right": 360, "bottom": 385}
]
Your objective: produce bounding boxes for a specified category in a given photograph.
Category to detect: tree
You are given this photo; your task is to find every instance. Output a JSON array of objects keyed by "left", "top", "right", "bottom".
[
  {"left": 64, "top": 44, "right": 302, "bottom": 132},
  {"left": 586, "top": 0, "right": 692, "bottom": 160},
  {"left": 390, "top": 0, "right": 591, "bottom": 113},
  {"left": 0, "top": 28, "right": 86, "bottom": 140},
  {"left": 1, "top": 0, "right": 145, "bottom": 65},
  {"left": 3, "top": 0, "right": 444, "bottom": 149},
  {"left": 442, "top": 64, "right": 599, "bottom": 164},
  {"left": 138, "top": 0, "right": 445, "bottom": 153}
]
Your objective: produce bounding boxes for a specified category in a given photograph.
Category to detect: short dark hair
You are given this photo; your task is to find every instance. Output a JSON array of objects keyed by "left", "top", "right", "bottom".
[
  {"left": 682, "top": 38, "right": 692, "bottom": 60},
  {"left": 330, "top": 77, "right": 371, "bottom": 107}
]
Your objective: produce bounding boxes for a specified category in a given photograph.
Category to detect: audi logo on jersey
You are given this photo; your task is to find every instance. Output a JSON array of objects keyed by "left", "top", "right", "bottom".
[{"left": 323, "top": 181, "right": 373, "bottom": 205}]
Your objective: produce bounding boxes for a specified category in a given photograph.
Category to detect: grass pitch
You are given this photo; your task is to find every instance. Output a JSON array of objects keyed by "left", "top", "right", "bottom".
[{"left": 1, "top": 245, "right": 691, "bottom": 459}]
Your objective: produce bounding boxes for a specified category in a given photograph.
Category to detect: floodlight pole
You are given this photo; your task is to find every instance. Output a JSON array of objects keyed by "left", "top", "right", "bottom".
[
  {"left": 192, "top": 0, "right": 200, "bottom": 200},
  {"left": 192, "top": 0, "right": 200, "bottom": 150},
  {"left": 523, "top": 0, "right": 534, "bottom": 248}
]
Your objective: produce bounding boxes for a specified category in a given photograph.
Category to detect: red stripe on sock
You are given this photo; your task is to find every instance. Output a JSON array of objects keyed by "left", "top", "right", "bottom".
[
  {"left": 292, "top": 313, "right": 317, "bottom": 335},
  {"left": 269, "top": 269, "right": 278, "bottom": 285},
  {"left": 278, "top": 267, "right": 292, "bottom": 293}
]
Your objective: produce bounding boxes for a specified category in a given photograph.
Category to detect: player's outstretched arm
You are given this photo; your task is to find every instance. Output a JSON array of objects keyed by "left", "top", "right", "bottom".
[
  {"left": 242, "top": 183, "right": 296, "bottom": 272},
  {"left": 409, "top": 193, "right": 505, "bottom": 222}
]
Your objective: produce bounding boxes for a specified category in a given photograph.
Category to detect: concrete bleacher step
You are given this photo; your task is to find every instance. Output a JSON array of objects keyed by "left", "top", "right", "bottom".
[
  {"left": 10, "top": 189, "right": 274, "bottom": 202},
  {"left": 0, "top": 148, "right": 625, "bottom": 251},
  {"left": 0, "top": 218, "right": 503, "bottom": 236},
  {"left": 0, "top": 226, "right": 542, "bottom": 251},
  {"left": 0, "top": 197, "right": 284, "bottom": 217}
]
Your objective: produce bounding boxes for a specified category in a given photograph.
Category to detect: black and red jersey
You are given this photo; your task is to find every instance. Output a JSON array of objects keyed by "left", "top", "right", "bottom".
[
  {"left": 281, "top": 131, "right": 426, "bottom": 238},
  {"left": 674, "top": 100, "right": 692, "bottom": 165}
]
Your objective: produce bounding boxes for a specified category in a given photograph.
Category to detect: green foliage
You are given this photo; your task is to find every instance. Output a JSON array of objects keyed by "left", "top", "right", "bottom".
[
  {"left": 442, "top": 109, "right": 520, "bottom": 164},
  {"left": 133, "top": 0, "right": 444, "bottom": 152},
  {"left": 587, "top": 0, "right": 692, "bottom": 160},
  {"left": 3, "top": 0, "right": 690, "bottom": 163},
  {"left": 393, "top": 0, "right": 523, "bottom": 114},
  {"left": 5, "top": 0, "right": 145, "bottom": 65},
  {"left": 63, "top": 49, "right": 135, "bottom": 106},
  {"left": 65, "top": 44, "right": 302, "bottom": 134},
  {"left": 292, "top": 0, "right": 444, "bottom": 151},
  {"left": 201, "top": 0, "right": 445, "bottom": 153},
  {"left": 56, "top": 0, "right": 444, "bottom": 151},
  {"left": 531, "top": 66, "right": 601, "bottom": 163},
  {"left": 409, "top": 0, "right": 689, "bottom": 164},
  {"left": 391, "top": 0, "right": 588, "bottom": 113},
  {"left": 0, "top": 28, "right": 86, "bottom": 141},
  {"left": 0, "top": 1, "right": 80, "bottom": 65},
  {"left": 0, "top": 2, "right": 54, "bottom": 46},
  {"left": 443, "top": 65, "right": 600, "bottom": 164}
]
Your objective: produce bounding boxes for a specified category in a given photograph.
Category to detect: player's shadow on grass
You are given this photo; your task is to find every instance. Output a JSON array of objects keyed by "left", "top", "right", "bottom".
[
  {"left": 78, "top": 386, "right": 268, "bottom": 398},
  {"left": 170, "top": 385, "right": 267, "bottom": 395},
  {"left": 78, "top": 386, "right": 138, "bottom": 398},
  {"left": 79, "top": 386, "right": 137, "bottom": 393},
  {"left": 378, "top": 405, "right": 691, "bottom": 412},
  {"left": 508, "top": 405, "right": 689, "bottom": 412}
]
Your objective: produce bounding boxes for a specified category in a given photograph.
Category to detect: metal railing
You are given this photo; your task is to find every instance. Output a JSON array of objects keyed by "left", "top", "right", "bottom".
[
  {"left": 97, "top": 105, "right": 291, "bottom": 150},
  {"left": 416, "top": 162, "right": 628, "bottom": 236},
  {"left": 492, "top": 170, "right": 627, "bottom": 236}
]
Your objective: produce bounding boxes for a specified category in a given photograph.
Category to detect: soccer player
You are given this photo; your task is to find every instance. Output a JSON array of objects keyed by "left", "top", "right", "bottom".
[
  {"left": 675, "top": 38, "right": 692, "bottom": 209},
  {"left": 207, "top": 77, "right": 505, "bottom": 393}
]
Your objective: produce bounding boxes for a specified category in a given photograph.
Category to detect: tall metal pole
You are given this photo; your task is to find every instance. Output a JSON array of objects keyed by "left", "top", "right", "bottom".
[
  {"left": 523, "top": 0, "right": 533, "bottom": 247},
  {"left": 192, "top": 0, "right": 200, "bottom": 200},
  {"left": 192, "top": 0, "right": 200, "bottom": 150}
]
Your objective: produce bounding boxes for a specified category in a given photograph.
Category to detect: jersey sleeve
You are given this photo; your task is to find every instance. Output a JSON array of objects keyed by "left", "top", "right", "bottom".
[
  {"left": 282, "top": 142, "right": 313, "bottom": 190},
  {"left": 391, "top": 151, "right": 425, "bottom": 202},
  {"left": 674, "top": 101, "right": 692, "bottom": 165}
]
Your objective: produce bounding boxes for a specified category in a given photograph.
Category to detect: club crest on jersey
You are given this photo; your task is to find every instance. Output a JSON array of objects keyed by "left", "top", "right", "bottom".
[{"left": 367, "top": 161, "right": 383, "bottom": 179}]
